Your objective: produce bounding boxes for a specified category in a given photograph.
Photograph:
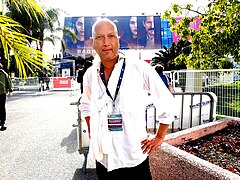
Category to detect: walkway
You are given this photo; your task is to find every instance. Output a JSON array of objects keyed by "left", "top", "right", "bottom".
[{"left": 0, "top": 90, "right": 97, "bottom": 180}]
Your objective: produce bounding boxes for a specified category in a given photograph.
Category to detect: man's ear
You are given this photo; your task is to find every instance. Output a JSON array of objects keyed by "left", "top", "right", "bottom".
[{"left": 90, "top": 37, "right": 93, "bottom": 45}]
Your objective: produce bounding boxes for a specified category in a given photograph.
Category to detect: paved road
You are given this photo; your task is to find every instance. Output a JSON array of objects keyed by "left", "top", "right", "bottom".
[{"left": 0, "top": 90, "right": 97, "bottom": 180}]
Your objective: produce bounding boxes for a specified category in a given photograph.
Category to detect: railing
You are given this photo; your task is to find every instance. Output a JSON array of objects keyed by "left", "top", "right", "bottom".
[
  {"left": 171, "top": 92, "right": 216, "bottom": 132},
  {"left": 163, "top": 69, "right": 240, "bottom": 119},
  {"left": 11, "top": 76, "right": 80, "bottom": 92},
  {"left": 11, "top": 68, "right": 239, "bottom": 118},
  {"left": 70, "top": 96, "right": 89, "bottom": 174},
  {"left": 146, "top": 92, "right": 217, "bottom": 134},
  {"left": 11, "top": 77, "right": 41, "bottom": 91}
]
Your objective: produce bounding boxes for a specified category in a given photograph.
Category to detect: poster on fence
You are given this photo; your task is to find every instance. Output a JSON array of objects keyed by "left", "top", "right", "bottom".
[{"left": 52, "top": 77, "right": 71, "bottom": 90}]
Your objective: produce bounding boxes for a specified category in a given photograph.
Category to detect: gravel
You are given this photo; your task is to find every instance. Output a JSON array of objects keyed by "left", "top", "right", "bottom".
[{"left": 176, "top": 120, "right": 240, "bottom": 176}]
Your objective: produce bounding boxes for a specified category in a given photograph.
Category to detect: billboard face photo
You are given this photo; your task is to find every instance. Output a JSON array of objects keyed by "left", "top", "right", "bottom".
[
  {"left": 63, "top": 16, "right": 163, "bottom": 58},
  {"left": 63, "top": 16, "right": 96, "bottom": 58}
]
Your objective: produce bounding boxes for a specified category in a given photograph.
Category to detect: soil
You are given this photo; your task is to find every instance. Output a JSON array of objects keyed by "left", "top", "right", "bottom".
[{"left": 175, "top": 121, "right": 240, "bottom": 176}]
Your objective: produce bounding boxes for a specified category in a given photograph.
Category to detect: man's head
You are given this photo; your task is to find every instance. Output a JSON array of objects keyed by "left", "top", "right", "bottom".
[
  {"left": 155, "top": 64, "right": 164, "bottom": 74},
  {"left": 142, "top": 16, "right": 154, "bottom": 38},
  {"left": 90, "top": 18, "right": 119, "bottom": 61}
]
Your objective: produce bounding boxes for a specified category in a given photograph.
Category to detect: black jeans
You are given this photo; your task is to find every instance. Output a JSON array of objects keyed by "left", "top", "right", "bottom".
[
  {"left": 0, "top": 94, "right": 7, "bottom": 125},
  {"left": 96, "top": 157, "right": 152, "bottom": 180}
]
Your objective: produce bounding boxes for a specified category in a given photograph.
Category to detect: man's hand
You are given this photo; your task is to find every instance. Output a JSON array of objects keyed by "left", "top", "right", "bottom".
[
  {"left": 141, "top": 123, "right": 169, "bottom": 154},
  {"left": 7, "top": 92, "right": 12, "bottom": 97},
  {"left": 141, "top": 134, "right": 164, "bottom": 154},
  {"left": 85, "top": 116, "right": 90, "bottom": 138}
]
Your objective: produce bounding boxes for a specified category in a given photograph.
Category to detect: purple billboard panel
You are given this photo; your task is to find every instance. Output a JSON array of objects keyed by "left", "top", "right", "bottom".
[
  {"left": 172, "top": 17, "right": 201, "bottom": 43},
  {"left": 63, "top": 16, "right": 163, "bottom": 58}
]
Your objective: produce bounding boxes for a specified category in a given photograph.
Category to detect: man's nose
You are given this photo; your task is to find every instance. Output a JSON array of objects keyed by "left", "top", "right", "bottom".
[{"left": 103, "top": 36, "right": 110, "bottom": 45}]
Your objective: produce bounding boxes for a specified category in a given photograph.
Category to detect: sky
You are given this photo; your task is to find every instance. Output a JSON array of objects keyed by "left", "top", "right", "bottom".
[
  {"left": 40, "top": 0, "right": 210, "bottom": 57},
  {"left": 41, "top": 0, "right": 209, "bottom": 20}
]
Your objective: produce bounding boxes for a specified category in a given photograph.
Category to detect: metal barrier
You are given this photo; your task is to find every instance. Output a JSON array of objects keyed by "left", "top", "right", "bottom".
[
  {"left": 163, "top": 69, "right": 240, "bottom": 119},
  {"left": 145, "top": 92, "right": 217, "bottom": 134},
  {"left": 11, "top": 76, "right": 80, "bottom": 93},
  {"left": 171, "top": 92, "right": 216, "bottom": 133},
  {"left": 145, "top": 103, "right": 157, "bottom": 134},
  {"left": 70, "top": 96, "right": 89, "bottom": 174},
  {"left": 11, "top": 68, "right": 240, "bottom": 119},
  {"left": 11, "top": 77, "right": 41, "bottom": 91}
]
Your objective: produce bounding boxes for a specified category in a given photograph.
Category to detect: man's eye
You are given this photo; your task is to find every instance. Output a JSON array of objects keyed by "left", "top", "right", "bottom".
[{"left": 96, "top": 36, "right": 102, "bottom": 39}]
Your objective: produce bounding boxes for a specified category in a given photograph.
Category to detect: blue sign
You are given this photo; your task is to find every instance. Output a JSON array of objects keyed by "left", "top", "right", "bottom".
[{"left": 60, "top": 62, "right": 73, "bottom": 68}]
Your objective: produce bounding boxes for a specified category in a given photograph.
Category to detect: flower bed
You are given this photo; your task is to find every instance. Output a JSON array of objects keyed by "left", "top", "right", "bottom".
[
  {"left": 176, "top": 120, "right": 240, "bottom": 176},
  {"left": 149, "top": 119, "right": 240, "bottom": 180}
]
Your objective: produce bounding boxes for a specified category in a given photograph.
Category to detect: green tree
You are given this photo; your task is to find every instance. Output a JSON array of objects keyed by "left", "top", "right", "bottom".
[
  {"left": 0, "top": 0, "right": 51, "bottom": 77},
  {"left": 162, "top": 0, "right": 239, "bottom": 69},
  {"left": 6, "top": 5, "right": 76, "bottom": 53},
  {"left": 151, "top": 39, "right": 191, "bottom": 70}
]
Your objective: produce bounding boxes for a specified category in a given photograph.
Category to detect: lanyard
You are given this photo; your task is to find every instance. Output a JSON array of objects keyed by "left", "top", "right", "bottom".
[{"left": 100, "top": 58, "right": 126, "bottom": 110}]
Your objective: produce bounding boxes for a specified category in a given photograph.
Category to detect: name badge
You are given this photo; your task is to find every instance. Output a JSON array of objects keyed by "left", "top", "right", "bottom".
[{"left": 107, "top": 113, "right": 123, "bottom": 131}]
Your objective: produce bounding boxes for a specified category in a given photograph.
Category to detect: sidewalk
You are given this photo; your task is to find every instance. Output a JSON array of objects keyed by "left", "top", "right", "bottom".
[{"left": 1, "top": 90, "right": 97, "bottom": 180}]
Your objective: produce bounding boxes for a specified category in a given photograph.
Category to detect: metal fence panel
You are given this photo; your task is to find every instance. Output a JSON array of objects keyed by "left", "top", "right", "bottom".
[{"left": 170, "top": 69, "right": 240, "bottom": 118}]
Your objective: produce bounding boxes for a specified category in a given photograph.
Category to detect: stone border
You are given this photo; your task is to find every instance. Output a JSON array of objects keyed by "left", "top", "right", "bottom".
[{"left": 149, "top": 119, "right": 240, "bottom": 180}]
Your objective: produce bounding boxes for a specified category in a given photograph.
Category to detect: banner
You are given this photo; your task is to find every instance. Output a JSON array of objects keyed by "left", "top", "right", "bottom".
[
  {"left": 52, "top": 77, "right": 71, "bottom": 89},
  {"left": 63, "top": 16, "right": 168, "bottom": 58}
]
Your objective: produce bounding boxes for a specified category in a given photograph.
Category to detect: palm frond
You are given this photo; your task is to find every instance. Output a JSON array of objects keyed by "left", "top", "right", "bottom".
[
  {"left": 0, "top": 15, "right": 51, "bottom": 78},
  {"left": 62, "top": 27, "right": 77, "bottom": 43},
  {"left": 7, "top": 0, "right": 49, "bottom": 23}
]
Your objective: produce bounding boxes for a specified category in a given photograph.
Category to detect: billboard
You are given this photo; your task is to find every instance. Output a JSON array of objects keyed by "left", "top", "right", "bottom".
[{"left": 63, "top": 16, "right": 164, "bottom": 58}]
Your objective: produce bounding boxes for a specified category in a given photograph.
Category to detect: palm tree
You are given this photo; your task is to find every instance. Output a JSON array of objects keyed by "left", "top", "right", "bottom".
[
  {"left": 151, "top": 39, "right": 191, "bottom": 70},
  {"left": 0, "top": 0, "right": 52, "bottom": 78},
  {"left": 6, "top": 3, "right": 76, "bottom": 65}
]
